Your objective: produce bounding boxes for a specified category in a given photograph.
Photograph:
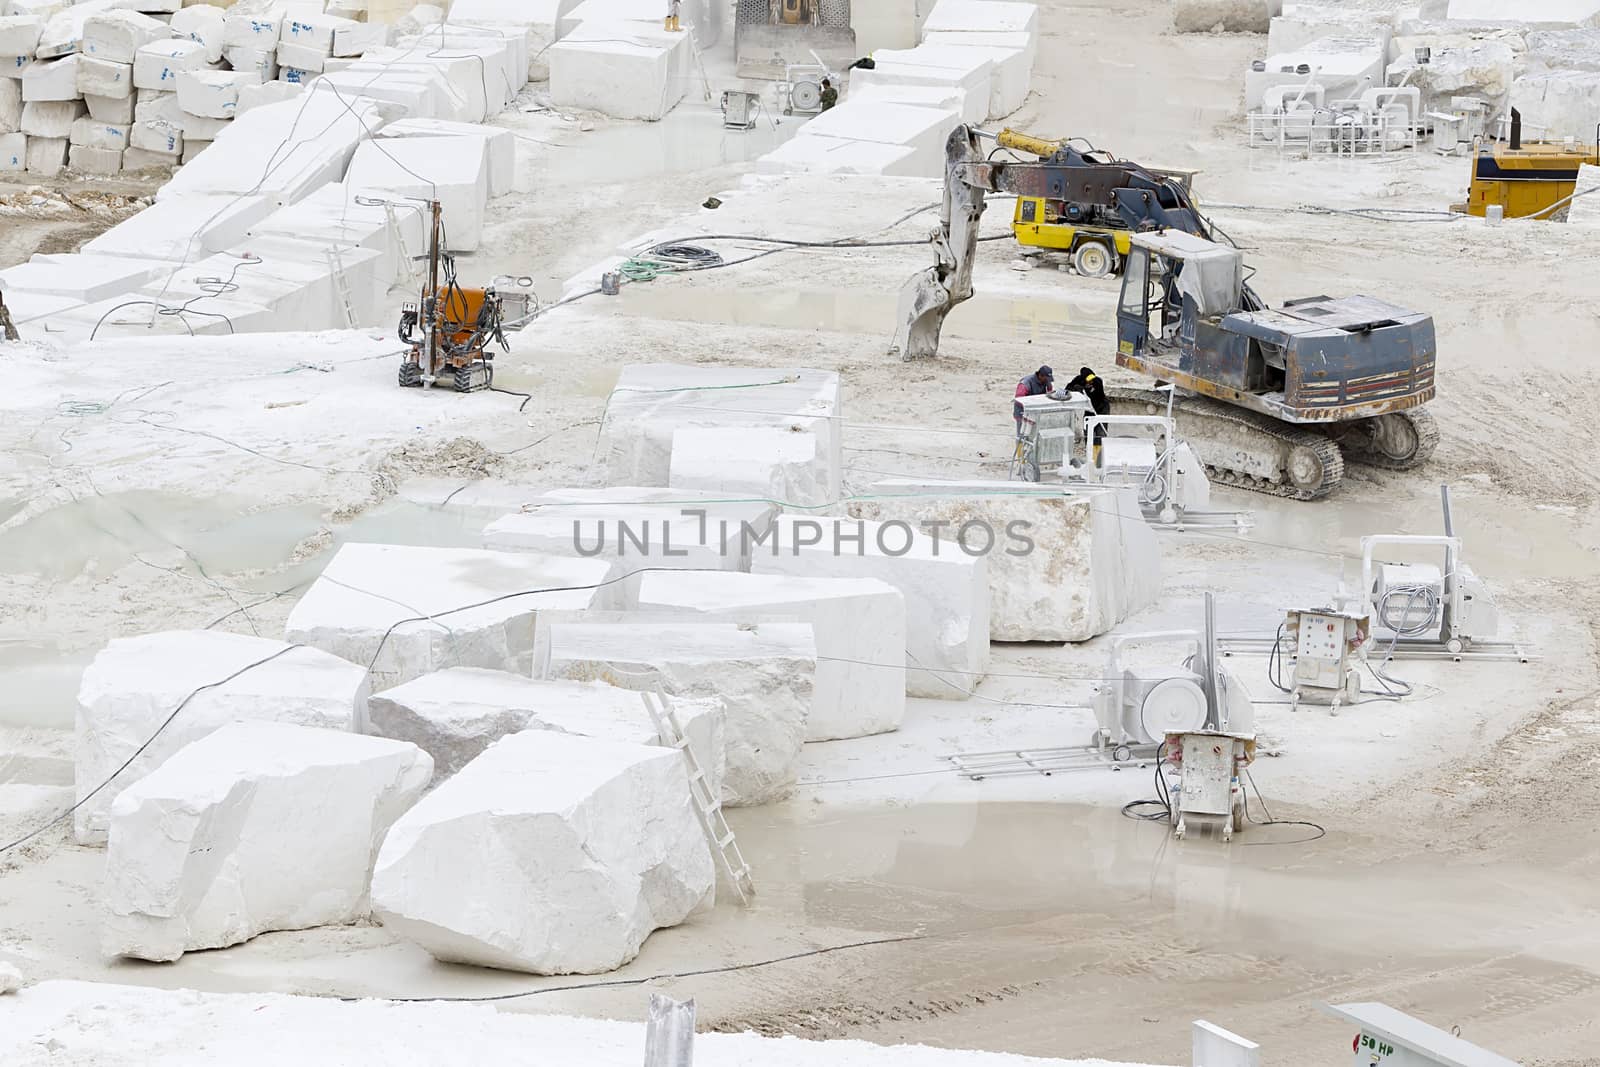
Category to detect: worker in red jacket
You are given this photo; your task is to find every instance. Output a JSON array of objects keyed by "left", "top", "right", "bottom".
[{"left": 1014, "top": 364, "right": 1054, "bottom": 434}]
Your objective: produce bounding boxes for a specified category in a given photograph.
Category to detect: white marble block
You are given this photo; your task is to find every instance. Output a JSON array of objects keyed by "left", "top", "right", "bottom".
[
  {"left": 77, "top": 56, "right": 134, "bottom": 99},
  {"left": 170, "top": 4, "right": 226, "bottom": 63},
  {"left": 74, "top": 632, "right": 369, "bottom": 846},
  {"left": 795, "top": 99, "right": 961, "bottom": 175},
  {"left": 82, "top": 11, "right": 172, "bottom": 64},
  {"left": 24, "top": 133, "right": 65, "bottom": 174},
  {"left": 284, "top": 543, "right": 609, "bottom": 692},
  {"left": 367, "top": 668, "right": 726, "bottom": 794},
  {"left": 637, "top": 571, "right": 906, "bottom": 741},
  {"left": 20, "top": 55, "right": 80, "bottom": 101},
  {"left": 540, "top": 621, "right": 815, "bottom": 805},
  {"left": 376, "top": 116, "right": 514, "bottom": 197},
  {"left": 921, "top": 0, "right": 1039, "bottom": 65},
  {"left": 345, "top": 136, "right": 490, "bottom": 251},
  {"left": 447, "top": 0, "right": 573, "bottom": 80},
  {"left": 0, "top": 132, "right": 24, "bottom": 171},
  {"left": 67, "top": 144, "right": 121, "bottom": 173},
  {"left": 1511, "top": 70, "right": 1600, "bottom": 140},
  {"left": 846, "top": 479, "right": 1161, "bottom": 643},
  {"left": 102, "top": 723, "right": 433, "bottom": 962},
  {"left": 370, "top": 730, "right": 713, "bottom": 974},
  {"left": 176, "top": 69, "right": 258, "bottom": 118},
  {"left": 133, "top": 39, "right": 211, "bottom": 92},
  {"left": 848, "top": 46, "right": 994, "bottom": 124},
  {"left": 549, "top": 24, "right": 690, "bottom": 122},
  {"left": 0, "top": 16, "right": 43, "bottom": 58},
  {"left": 752, "top": 515, "right": 989, "bottom": 699},
  {"left": 599, "top": 364, "right": 843, "bottom": 502},
  {"left": 668, "top": 427, "right": 827, "bottom": 510}
]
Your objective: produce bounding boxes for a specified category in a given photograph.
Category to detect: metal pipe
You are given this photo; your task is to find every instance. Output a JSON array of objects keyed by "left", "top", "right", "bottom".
[
  {"left": 424, "top": 200, "right": 442, "bottom": 377},
  {"left": 1202, "top": 592, "right": 1221, "bottom": 730}
]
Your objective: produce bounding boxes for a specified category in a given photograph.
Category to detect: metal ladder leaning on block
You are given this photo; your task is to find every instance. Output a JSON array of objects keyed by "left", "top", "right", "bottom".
[
  {"left": 639, "top": 688, "right": 755, "bottom": 905},
  {"left": 326, "top": 247, "right": 359, "bottom": 329}
]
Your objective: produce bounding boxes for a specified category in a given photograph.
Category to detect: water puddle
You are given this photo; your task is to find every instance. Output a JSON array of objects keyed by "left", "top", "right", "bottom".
[
  {"left": 1244, "top": 488, "right": 1600, "bottom": 583},
  {"left": 0, "top": 492, "right": 325, "bottom": 583}
]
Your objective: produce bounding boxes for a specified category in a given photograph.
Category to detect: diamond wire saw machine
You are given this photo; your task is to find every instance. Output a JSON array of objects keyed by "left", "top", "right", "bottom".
[
  {"left": 398, "top": 201, "right": 518, "bottom": 393},
  {"left": 946, "top": 594, "right": 1259, "bottom": 842}
]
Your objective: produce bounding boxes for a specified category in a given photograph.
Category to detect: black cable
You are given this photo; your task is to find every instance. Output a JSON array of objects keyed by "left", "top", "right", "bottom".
[
  {"left": 1267, "top": 622, "right": 1291, "bottom": 693},
  {"left": 1238, "top": 768, "right": 1326, "bottom": 846},
  {"left": 347, "top": 933, "right": 927, "bottom": 1004},
  {"left": 484, "top": 364, "right": 531, "bottom": 412},
  {"left": 645, "top": 243, "right": 724, "bottom": 268},
  {"left": 0, "top": 646, "right": 306, "bottom": 856}
]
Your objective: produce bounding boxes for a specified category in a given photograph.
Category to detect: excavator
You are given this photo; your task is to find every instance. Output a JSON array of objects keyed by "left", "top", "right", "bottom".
[{"left": 892, "top": 126, "right": 1438, "bottom": 500}]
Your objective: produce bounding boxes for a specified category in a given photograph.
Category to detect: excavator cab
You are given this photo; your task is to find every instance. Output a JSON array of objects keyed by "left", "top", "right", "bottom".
[{"left": 1116, "top": 230, "right": 1244, "bottom": 367}]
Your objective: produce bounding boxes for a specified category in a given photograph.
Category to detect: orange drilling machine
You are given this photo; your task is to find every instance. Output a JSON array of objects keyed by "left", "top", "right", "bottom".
[{"left": 398, "top": 200, "right": 508, "bottom": 392}]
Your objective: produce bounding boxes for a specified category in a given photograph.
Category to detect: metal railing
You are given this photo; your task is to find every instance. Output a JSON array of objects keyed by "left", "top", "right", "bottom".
[{"left": 1247, "top": 110, "right": 1422, "bottom": 156}]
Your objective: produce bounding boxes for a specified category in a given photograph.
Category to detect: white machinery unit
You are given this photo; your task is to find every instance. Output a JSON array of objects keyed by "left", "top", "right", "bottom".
[
  {"left": 721, "top": 90, "right": 762, "bottom": 129},
  {"left": 1356, "top": 485, "right": 1505, "bottom": 657},
  {"left": 777, "top": 63, "right": 830, "bottom": 115},
  {"left": 1012, "top": 392, "right": 1090, "bottom": 481},
  {"left": 1319, "top": 1002, "right": 1521, "bottom": 1067},
  {"left": 1284, "top": 608, "right": 1369, "bottom": 713},
  {"left": 1014, "top": 390, "right": 1250, "bottom": 531},
  {"left": 949, "top": 594, "right": 1255, "bottom": 787},
  {"left": 1083, "top": 413, "right": 1249, "bottom": 531},
  {"left": 1167, "top": 730, "right": 1254, "bottom": 841},
  {"left": 1093, "top": 597, "right": 1256, "bottom": 751}
]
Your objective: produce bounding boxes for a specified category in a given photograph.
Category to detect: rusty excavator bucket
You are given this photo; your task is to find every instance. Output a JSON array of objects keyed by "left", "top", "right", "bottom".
[{"left": 889, "top": 126, "right": 987, "bottom": 361}]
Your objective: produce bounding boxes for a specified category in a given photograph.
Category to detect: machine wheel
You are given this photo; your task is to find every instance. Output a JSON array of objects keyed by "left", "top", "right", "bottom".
[
  {"left": 398, "top": 361, "right": 423, "bottom": 388},
  {"left": 1072, "top": 240, "right": 1115, "bottom": 278},
  {"left": 1336, "top": 408, "right": 1441, "bottom": 471},
  {"left": 1285, "top": 434, "right": 1345, "bottom": 496}
]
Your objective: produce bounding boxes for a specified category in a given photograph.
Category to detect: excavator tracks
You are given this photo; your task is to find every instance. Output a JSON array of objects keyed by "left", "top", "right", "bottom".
[
  {"left": 1327, "top": 408, "right": 1440, "bottom": 471},
  {"left": 1107, "top": 388, "right": 1347, "bottom": 501}
]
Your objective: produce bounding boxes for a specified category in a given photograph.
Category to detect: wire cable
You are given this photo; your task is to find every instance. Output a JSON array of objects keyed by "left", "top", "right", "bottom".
[
  {"left": 343, "top": 934, "right": 928, "bottom": 1004},
  {"left": 0, "top": 646, "right": 306, "bottom": 856}
]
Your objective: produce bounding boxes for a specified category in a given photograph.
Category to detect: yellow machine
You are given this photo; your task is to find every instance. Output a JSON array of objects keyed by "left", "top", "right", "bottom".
[
  {"left": 995, "top": 127, "right": 1200, "bottom": 278},
  {"left": 398, "top": 201, "right": 507, "bottom": 392},
  {"left": 1453, "top": 110, "right": 1598, "bottom": 219}
]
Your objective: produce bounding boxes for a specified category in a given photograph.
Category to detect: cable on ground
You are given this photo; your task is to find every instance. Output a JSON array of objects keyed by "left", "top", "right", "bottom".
[
  {"left": 0, "top": 646, "right": 306, "bottom": 856},
  {"left": 344, "top": 933, "right": 929, "bottom": 1004}
]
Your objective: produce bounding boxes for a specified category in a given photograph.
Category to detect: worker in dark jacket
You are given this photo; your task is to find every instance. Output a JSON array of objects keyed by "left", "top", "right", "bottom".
[
  {"left": 1013, "top": 364, "right": 1054, "bottom": 434},
  {"left": 819, "top": 78, "right": 837, "bottom": 110},
  {"left": 1065, "top": 366, "right": 1111, "bottom": 456}
]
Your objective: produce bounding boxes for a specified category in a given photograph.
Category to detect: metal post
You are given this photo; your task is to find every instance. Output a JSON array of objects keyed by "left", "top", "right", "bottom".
[
  {"left": 643, "top": 994, "right": 695, "bottom": 1067},
  {"left": 1201, "top": 591, "right": 1221, "bottom": 731},
  {"left": 423, "top": 200, "right": 442, "bottom": 378}
]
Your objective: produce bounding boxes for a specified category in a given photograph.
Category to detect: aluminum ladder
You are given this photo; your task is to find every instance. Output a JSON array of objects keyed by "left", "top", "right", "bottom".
[
  {"left": 385, "top": 202, "right": 422, "bottom": 289},
  {"left": 326, "top": 247, "right": 358, "bottom": 329},
  {"left": 640, "top": 688, "right": 754, "bottom": 905}
]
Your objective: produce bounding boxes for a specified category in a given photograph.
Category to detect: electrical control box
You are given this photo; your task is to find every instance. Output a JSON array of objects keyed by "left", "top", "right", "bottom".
[{"left": 1285, "top": 608, "right": 1369, "bottom": 708}]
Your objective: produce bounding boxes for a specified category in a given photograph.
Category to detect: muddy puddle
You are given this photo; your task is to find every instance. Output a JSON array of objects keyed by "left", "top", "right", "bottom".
[
  {"left": 1242, "top": 487, "right": 1600, "bottom": 582},
  {"left": 0, "top": 492, "right": 326, "bottom": 584},
  {"left": 24, "top": 800, "right": 1588, "bottom": 1014}
]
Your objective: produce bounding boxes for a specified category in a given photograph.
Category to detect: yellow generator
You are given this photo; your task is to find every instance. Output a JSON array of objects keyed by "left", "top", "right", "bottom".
[
  {"left": 994, "top": 127, "right": 1200, "bottom": 278},
  {"left": 1453, "top": 110, "right": 1597, "bottom": 219}
]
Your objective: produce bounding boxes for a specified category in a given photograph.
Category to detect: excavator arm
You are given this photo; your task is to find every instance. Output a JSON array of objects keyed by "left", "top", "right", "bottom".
[{"left": 890, "top": 124, "right": 1222, "bottom": 360}]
